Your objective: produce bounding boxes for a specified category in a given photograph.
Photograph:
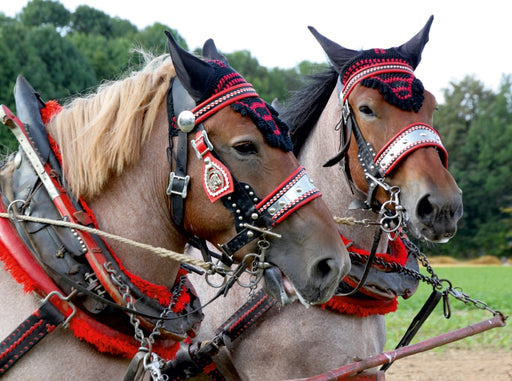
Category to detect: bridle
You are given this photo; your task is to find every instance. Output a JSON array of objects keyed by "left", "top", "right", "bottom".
[
  {"left": 322, "top": 63, "right": 449, "bottom": 297},
  {"left": 166, "top": 76, "right": 321, "bottom": 275},
  {"left": 324, "top": 64, "right": 448, "bottom": 222}
]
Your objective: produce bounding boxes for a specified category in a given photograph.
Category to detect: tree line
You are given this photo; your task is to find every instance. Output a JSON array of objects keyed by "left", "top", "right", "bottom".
[{"left": 1, "top": 0, "right": 511, "bottom": 258}]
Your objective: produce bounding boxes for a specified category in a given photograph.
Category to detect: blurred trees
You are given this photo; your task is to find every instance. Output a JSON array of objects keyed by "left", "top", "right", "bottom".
[
  {"left": 432, "top": 75, "right": 512, "bottom": 258},
  {"left": 0, "top": 0, "right": 511, "bottom": 258}
]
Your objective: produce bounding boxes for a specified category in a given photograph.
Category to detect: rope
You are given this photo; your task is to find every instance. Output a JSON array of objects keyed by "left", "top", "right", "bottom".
[
  {"left": 333, "top": 216, "right": 357, "bottom": 225},
  {"left": 0, "top": 212, "right": 211, "bottom": 271}
]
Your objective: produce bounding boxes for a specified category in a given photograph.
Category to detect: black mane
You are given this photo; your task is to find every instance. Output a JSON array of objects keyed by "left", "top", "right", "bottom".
[{"left": 280, "top": 67, "right": 338, "bottom": 156}]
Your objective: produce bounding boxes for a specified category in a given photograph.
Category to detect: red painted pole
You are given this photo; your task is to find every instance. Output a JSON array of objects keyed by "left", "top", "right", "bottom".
[{"left": 287, "top": 314, "right": 507, "bottom": 381}]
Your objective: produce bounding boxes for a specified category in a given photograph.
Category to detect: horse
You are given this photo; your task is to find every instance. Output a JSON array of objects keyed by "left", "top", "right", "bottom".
[
  {"left": 189, "top": 16, "right": 463, "bottom": 380},
  {"left": 0, "top": 31, "right": 350, "bottom": 379}
]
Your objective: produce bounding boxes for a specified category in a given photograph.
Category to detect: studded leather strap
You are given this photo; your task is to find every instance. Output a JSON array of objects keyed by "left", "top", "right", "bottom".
[{"left": 0, "top": 299, "right": 65, "bottom": 375}]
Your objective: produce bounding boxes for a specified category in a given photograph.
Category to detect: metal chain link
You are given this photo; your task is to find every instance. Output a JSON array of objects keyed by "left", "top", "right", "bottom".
[
  {"left": 105, "top": 261, "right": 186, "bottom": 380},
  {"left": 346, "top": 227, "right": 505, "bottom": 319}
]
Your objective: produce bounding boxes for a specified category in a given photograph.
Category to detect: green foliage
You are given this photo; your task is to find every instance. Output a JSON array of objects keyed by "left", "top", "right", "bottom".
[
  {"left": 19, "top": 0, "right": 70, "bottom": 29},
  {"left": 431, "top": 76, "right": 512, "bottom": 258},
  {"left": 386, "top": 266, "right": 511, "bottom": 351}
]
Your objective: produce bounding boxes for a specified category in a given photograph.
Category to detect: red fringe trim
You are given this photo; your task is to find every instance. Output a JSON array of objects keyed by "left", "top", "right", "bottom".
[
  {"left": 0, "top": 230, "right": 182, "bottom": 359},
  {"left": 319, "top": 233, "right": 406, "bottom": 317},
  {"left": 321, "top": 295, "right": 398, "bottom": 317},
  {"left": 40, "top": 100, "right": 62, "bottom": 125}
]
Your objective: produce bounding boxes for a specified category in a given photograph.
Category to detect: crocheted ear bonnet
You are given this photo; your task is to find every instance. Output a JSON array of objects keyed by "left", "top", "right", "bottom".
[
  {"left": 340, "top": 48, "right": 425, "bottom": 112},
  {"left": 171, "top": 59, "right": 293, "bottom": 152}
]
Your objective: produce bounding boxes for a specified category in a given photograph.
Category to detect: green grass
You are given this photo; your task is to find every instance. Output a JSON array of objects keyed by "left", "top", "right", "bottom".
[{"left": 384, "top": 266, "right": 511, "bottom": 352}]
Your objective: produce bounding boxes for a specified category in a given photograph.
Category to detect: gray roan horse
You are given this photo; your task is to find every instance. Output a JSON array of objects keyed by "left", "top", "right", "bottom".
[
  {"left": 190, "top": 16, "right": 463, "bottom": 380},
  {"left": 0, "top": 32, "right": 349, "bottom": 379}
]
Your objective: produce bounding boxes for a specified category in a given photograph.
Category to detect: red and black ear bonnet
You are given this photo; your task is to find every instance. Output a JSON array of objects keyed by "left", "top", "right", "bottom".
[
  {"left": 168, "top": 57, "right": 293, "bottom": 152},
  {"left": 339, "top": 48, "right": 425, "bottom": 112},
  {"left": 309, "top": 15, "right": 433, "bottom": 112}
]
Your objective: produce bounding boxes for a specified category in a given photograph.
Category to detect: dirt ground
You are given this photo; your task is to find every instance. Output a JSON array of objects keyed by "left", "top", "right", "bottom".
[{"left": 385, "top": 348, "right": 512, "bottom": 380}]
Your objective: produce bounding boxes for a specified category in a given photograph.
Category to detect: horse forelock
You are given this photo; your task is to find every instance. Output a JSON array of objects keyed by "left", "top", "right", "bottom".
[
  {"left": 46, "top": 54, "right": 176, "bottom": 200},
  {"left": 281, "top": 67, "right": 338, "bottom": 156}
]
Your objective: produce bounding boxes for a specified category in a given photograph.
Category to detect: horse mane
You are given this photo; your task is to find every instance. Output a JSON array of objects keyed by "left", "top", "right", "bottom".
[
  {"left": 47, "top": 54, "right": 176, "bottom": 200},
  {"left": 280, "top": 66, "right": 338, "bottom": 156}
]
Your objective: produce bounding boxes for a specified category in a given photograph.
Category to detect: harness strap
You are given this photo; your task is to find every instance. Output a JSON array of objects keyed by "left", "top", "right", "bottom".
[
  {"left": 163, "top": 289, "right": 276, "bottom": 380},
  {"left": 0, "top": 298, "right": 65, "bottom": 375}
]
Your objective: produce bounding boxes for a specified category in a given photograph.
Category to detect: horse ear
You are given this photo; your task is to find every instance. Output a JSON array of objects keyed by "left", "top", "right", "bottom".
[
  {"left": 308, "top": 26, "right": 360, "bottom": 73},
  {"left": 395, "top": 15, "right": 434, "bottom": 69},
  {"left": 165, "top": 30, "right": 215, "bottom": 102},
  {"left": 202, "top": 38, "right": 229, "bottom": 64}
]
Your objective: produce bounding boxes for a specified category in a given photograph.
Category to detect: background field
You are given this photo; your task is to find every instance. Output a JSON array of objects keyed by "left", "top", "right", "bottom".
[{"left": 385, "top": 265, "right": 511, "bottom": 352}]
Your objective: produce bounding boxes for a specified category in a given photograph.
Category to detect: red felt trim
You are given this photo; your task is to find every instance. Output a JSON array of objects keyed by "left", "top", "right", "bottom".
[
  {"left": 321, "top": 295, "right": 398, "bottom": 317},
  {"left": 318, "top": 233, "right": 407, "bottom": 317}
]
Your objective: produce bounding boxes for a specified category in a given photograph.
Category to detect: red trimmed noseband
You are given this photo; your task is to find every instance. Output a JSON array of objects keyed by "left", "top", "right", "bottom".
[
  {"left": 374, "top": 123, "right": 448, "bottom": 176},
  {"left": 256, "top": 166, "right": 321, "bottom": 226}
]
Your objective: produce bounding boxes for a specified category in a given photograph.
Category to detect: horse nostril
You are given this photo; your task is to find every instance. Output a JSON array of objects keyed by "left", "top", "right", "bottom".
[
  {"left": 312, "top": 257, "right": 338, "bottom": 280},
  {"left": 417, "top": 194, "right": 435, "bottom": 226}
]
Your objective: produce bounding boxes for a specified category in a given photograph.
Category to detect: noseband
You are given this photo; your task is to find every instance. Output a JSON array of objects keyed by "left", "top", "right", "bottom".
[
  {"left": 325, "top": 64, "right": 448, "bottom": 214},
  {"left": 167, "top": 78, "right": 321, "bottom": 268}
]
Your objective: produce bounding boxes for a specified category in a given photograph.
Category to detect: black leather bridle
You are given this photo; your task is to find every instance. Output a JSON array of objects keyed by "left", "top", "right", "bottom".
[{"left": 166, "top": 77, "right": 321, "bottom": 269}]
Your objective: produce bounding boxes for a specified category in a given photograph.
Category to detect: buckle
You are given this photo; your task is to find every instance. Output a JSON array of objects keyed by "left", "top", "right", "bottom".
[
  {"left": 191, "top": 130, "right": 214, "bottom": 159},
  {"left": 166, "top": 172, "right": 190, "bottom": 199}
]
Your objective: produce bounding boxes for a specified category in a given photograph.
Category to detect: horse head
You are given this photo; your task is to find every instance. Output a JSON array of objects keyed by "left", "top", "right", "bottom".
[
  {"left": 166, "top": 33, "right": 349, "bottom": 305},
  {"left": 308, "top": 16, "right": 463, "bottom": 243}
]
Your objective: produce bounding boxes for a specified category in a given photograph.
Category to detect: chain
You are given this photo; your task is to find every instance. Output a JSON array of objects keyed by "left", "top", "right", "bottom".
[
  {"left": 105, "top": 261, "right": 186, "bottom": 380},
  {"left": 346, "top": 227, "right": 505, "bottom": 319}
]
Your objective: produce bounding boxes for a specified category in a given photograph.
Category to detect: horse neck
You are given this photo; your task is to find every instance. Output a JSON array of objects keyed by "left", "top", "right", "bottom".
[
  {"left": 298, "top": 90, "right": 388, "bottom": 253},
  {"left": 86, "top": 113, "right": 187, "bottom": 287}
]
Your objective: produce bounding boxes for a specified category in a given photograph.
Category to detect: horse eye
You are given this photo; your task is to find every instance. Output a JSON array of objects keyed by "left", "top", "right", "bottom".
[
  {"left": 359, "top": 105, "right": 375, "bottom": 116},
  {"left": 234, "top": 142, "right": 258, "bottom": 155}
]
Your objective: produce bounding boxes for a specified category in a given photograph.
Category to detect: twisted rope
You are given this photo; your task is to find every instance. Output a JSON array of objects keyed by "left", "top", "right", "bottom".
[{"left": 0, "top": 212, "right": 211, "bottom": 271}]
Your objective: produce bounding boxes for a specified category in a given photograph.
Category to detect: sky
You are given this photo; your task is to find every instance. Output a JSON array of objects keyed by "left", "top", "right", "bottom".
[{"left": 4, "top": 0, "right": 512, "bottom": 101}]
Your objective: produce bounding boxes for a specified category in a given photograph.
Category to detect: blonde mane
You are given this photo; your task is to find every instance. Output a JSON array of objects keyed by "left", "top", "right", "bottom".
[{"left": 47, "top": 54, "right": 176, "bottom": 200}]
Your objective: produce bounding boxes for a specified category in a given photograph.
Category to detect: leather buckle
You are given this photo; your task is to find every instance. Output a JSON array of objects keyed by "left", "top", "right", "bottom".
[{"left": 166, "top": 172, "right": 190, "bottom": 199}]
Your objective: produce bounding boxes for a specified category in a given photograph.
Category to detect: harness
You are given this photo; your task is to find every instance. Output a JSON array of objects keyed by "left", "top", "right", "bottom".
[{"left": 0, "top": 70, "right": 322, "bottom": 378}]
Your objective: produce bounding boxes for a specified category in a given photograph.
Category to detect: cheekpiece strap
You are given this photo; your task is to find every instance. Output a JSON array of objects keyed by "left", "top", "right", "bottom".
[
  {"left": 374, "top": 123, "right": 448, "bottom": 176},
  {"left": 341, "top": 62, "right": 414, "bottom": 104},
  {"left": 256, "top": 166, "right": 321, "bottom": 226}
]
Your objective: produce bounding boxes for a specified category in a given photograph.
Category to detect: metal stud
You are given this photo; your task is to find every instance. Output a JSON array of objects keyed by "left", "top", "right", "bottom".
[
  {"left": 251, "top": 213, "right": 259, "bottom": 220},
  {"left": 268, "top": 207, "right": 276, "bottom": 215},
  {"left": 247, "top": 231, "right": 254, "bottom": 238},
  {"left": 177, "top": 110, "right": 196, "bottom": 133}
]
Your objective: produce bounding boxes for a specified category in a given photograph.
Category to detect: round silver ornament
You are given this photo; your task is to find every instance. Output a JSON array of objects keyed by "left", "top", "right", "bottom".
[{"left": 177, "top": 110, "right": 196, "bottom": 133}]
